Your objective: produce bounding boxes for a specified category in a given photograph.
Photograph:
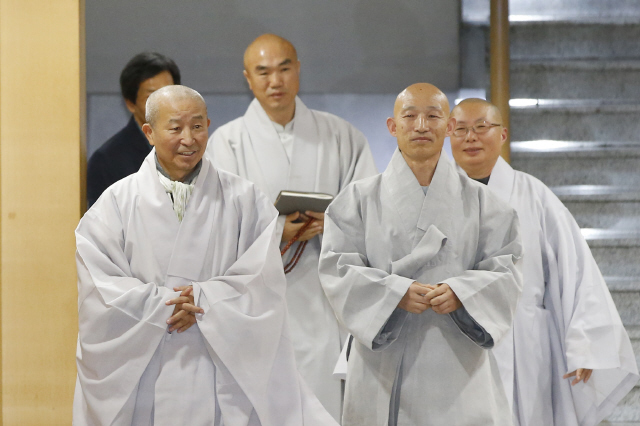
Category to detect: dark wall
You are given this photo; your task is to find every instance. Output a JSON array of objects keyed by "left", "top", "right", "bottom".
[{"left": 86, "top": 0, "right": 460, "bottom": 95}]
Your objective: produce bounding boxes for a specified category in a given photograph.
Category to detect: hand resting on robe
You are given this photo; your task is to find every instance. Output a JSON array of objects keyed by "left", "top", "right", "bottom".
[
  {"left": 563, "top": 368, "right": 593, "bottom": 385},
  {"left": 281, "top": 211, "right": 325, "bottom": 242},
  {"left": 399, "top": 283, "right": 462, "bottom": 315},
  {"left": 426, "top": 283, "right": 463, "bottom": 315},
  {"left": 165, "top": 286, "right": 204, "bottom": 333},
  {"left": 398, "top": 282, "right": 437, "bottom": 314}
]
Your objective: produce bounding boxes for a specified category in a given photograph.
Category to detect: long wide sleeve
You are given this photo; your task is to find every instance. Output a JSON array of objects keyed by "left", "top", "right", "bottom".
[
  {"left": 75, "top": 207, "right": 180, "bottom": 425},
  {"left": 541, "top": 190, "right": 639, "bottom": 425},
  {"left": 444, "top": 193, "right": 524, "bottom": 346},
  {"left": 192, "top": 184, "right": 337, "bottom": 426},
  {"left": 319, "top": 187, "right": 415, "bottom": 350}
]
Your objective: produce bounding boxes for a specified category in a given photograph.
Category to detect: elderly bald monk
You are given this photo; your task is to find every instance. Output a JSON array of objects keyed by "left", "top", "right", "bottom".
[
  {"left": 318, "top": 83, "right": 523, "bottom": 425},
  {"left": 73, "top": 85, "right": 337, "bottom": 426},
  {"left": 450, "top": 98, "right": 639, "bottom": 426},
  {"left": 207, "top": 34, "right": 377, "bottom": 420}
]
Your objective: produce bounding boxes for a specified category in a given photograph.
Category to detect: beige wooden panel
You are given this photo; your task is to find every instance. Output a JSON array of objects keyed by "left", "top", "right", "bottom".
[{"left": 0, "top": 0, "right": 85, "bottom": 424}]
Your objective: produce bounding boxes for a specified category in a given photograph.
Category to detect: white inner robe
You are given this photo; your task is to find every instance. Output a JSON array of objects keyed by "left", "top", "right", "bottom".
[
  {"left": 469, "top": 157, "right": 640, "bottom": 426},
  {"left": 206, "top": 96, "right": 378, "bottom": 420},
  {"left": 73, "top": 152, "right": 337, "bottom": 426},
  {"left": 319, "top": 149, "right": 523, "bottom": 425}
]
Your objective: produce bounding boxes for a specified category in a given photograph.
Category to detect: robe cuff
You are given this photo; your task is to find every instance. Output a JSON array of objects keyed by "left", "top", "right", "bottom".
[
  {"left": 363, "top": 276, "right": 413, "bottom": 350},
  {"left": 372, "top": 308, "right": 408, "bottom": 351},
  {"left": 449, "top": 307, "right": 494, "bottom": 348}
]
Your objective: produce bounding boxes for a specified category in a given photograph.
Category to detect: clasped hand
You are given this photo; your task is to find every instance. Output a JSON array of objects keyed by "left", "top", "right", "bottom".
[
  {"left": 281, "top": 211, "right": 325, "bottom": 242},
  {"left": 398, "top": 282, "right": 462, "bottom": 315},
  {"left": 165, "top": 285, "right": 204, "bottom": 333}
]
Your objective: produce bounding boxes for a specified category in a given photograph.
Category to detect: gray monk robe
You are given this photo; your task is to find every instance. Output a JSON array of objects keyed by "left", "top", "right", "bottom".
[
  {"left": 467, "top": 157, "right": 639, "bottom": 426},
  {"left": 207, "top": 97, "right": 377, "bottom": 420},
  {"left": 74, "top": 152, "right": 336, "bottom": 426},
  {"left": 319, "top": 149, "right": 524, "bottom": 425}
]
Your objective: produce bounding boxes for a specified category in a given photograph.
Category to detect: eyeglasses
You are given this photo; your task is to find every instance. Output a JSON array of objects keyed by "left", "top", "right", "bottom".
[{"left": 452, "top": 122, "right": 502, "bottom": 138}]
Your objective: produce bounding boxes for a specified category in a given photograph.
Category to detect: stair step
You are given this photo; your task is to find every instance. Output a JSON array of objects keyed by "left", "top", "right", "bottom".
[
  {"left": 607, "top": 277, "right": 640, "bottom": 292},
  {"left": 511, "top": 154, "right": 640, "bottom": 187},
  {"left": 511, "top": 22, "right": 640, "bottom": 61},
  {"left": 552, "top": 185, "right": 640, "bottom": 202},
  {"left": 460, "top": 21, "right": 640, "bottom": 62},
  {"left": 612, "top": 292, "right": 640, "bottom": 327},
  {"left": 592, "top": 246, "right": 640, "bottom": 279},
  {"left": 511, "top": 60, "right": 640, "bottom": 99},
  {"left": 512, "top": 140, "right": 640, "bottom": 158},
  {"left": 584, "top": 229, "right": 640, "bottom": 247},
  {"left": 463, "top": 0, "right": 640, "bottom": 24},
  {"left": 547, "top": 186, "right": 640, "bottom": 229},
  {"left": 510, "top": 99, "right": 640, "bottom": 142},
  {"left": 608, "top": 279, "right": 640, "bottom": 327}
]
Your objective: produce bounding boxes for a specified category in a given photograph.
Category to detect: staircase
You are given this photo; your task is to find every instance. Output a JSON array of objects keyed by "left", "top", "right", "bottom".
[{"left": 462, "top": 1, "right": 640, "bottom": 424}]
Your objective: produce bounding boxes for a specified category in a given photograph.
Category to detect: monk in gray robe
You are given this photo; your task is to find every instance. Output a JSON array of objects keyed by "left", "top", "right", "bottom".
[
  {"left": 207, "top": 34, "right": 377, "bottom": 420},
  {"left": 319, "top": 83, "right": 523, "bottom": 425},
  {"left": 74, "top": 85, "right": 336, "bottom": 426},
  {"left": 451, "top": 98, "right": 638, "bottom": 426}
]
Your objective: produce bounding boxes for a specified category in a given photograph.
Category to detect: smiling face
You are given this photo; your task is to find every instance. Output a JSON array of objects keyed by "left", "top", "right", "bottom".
[
  {"left": 387, "top": 83, "right": 453, "bottom": 164},
  {"left": 142, "top": 91, "right": 210, "bottom": 182},
  {"left": 450, "top": 99, "right": 507, "bottom": 179},
  {"left": 243, "top": 34, "right": 300, "bottom": 125}
]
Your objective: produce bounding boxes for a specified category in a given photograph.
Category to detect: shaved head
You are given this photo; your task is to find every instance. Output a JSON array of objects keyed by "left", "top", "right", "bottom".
[
  {"left": 449, "top": 98, "right": 508, "bottom": 179},
  {"left": 141, "top": 85, "right": 209, "bottom": 182},
  {"left": 394, "top": 83, "right": 450, "bottom": 118},
  {"left": 387, "top": 83, "right": 453, "bottom": 181},
  {"left": 451, "top": 98, "right": 503, "bottom": 123},
  {"left": 242, "top": 33, "right": 300, "bottom": 125},
  {"left": 244, "top": 34, "right": 298, "bottom": 71},
  {"left": 145, "top": 85, "right": 207, "bottom": 128}
]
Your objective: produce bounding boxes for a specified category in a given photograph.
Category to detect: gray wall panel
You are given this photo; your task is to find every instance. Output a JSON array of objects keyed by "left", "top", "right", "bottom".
[{"left": 86, "top": 0, "right": 460, "bottom": 94}]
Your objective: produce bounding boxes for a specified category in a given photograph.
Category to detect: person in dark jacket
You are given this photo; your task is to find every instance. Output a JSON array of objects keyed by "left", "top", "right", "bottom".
[{"left": 87, "top": 52, "right": 180, "bottom": 206}]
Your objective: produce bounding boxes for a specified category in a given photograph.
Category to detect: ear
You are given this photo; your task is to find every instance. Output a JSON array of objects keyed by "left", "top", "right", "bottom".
[
  {"left": 295, "top": 60, "right": 301, "bottom": 75},
  {"left": 500, "top": 126, "right": 508, "bottom": 147},
  {"left": 446, "top": 117, "right": 456, "bottom": 136},
  {"left": 386, "top": 117, "right": 397, "bottom": 136},
  {"left": 142, "top": 123, "right": 155, "bottom": 146},
  {"left": 207, "top": 118, "right": 211, "bottom": 129},
  {"left": 125, "top": 99, "right": 136, "bottom": 114},
  {"left": 243, "top": 69, "right": 252, "bottom": 91}
]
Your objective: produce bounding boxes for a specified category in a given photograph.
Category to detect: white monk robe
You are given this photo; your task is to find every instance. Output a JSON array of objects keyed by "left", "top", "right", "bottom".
[
  {"left": 207, "top": 97, "right": 377, "bottom": 420},
  {"left": 319, "top": 149, "right": 524, "bottom": 425},
  {"left": 73, "top": 151, "right": 338, "bottom": 426},
  {"left": 464, "top": 157, "right": 639, "bottom": 426}
]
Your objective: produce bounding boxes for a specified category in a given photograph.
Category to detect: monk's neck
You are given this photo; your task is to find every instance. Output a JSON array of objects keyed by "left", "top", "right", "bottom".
[
  {"left": 463, "top": 158, "right": 498, "bottom": 180},
  {"left": 402, "top": 151, "right": 440, "bottom": 186},
  {"left": 264, "top": 103, "right": 296, "bottom": 127}
]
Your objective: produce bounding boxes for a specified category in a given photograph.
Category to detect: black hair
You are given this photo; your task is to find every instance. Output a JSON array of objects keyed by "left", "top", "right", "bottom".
[{"left": 119, "top": 52, "right": 181, "bottom": 104}]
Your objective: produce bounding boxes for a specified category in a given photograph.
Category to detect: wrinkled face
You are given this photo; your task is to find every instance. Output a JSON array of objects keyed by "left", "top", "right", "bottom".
[
  {"left": 450, "top": 103, "right": 506, "bottom": 177},
  {"left": 126, "top": 70, "right": 175, "bottom": 126},
  {"left": 243, "top": 43, "right": 300, "bottom": 116},
  {"left": 387, "top": 91, "right": 453, "bottom": 163},
  {"left": 142, "top": 97, "right": 210, "bottom": 181}
]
